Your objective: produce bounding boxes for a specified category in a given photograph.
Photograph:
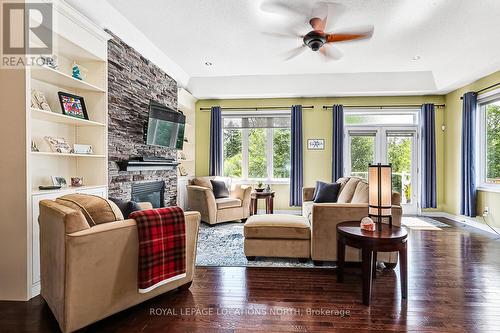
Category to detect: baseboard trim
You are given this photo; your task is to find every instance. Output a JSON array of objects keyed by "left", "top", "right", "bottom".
[
  {"left": 31, "top": 282, "right": 40, "bottom": 299},
  {"left": 420, "top": 211, "right": 500, "bottom": 235}
]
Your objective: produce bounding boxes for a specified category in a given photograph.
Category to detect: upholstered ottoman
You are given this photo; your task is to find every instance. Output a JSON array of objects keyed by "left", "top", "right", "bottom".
[{"left": 243, "top": 214, "right": 311, "bottom": 261}]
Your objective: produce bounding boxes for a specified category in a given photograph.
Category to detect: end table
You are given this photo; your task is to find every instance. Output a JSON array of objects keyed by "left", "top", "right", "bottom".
[
  {"left": 250, "top": 191, "right": 275, "bottom": 215},
  {"left": 336, "top": 221, "right": 408, "bottom": 306}
]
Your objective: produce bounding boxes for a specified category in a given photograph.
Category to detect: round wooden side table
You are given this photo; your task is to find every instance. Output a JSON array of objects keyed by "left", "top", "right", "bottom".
[
  {"left": 336, "top": 221, "right": 408, "bottom": 306},
  {"left": 250, "top": 191, "right": 275, "bottom": 215}
]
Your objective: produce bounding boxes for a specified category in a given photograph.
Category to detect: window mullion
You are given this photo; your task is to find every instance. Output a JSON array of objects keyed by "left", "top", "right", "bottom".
[
  {"left": 267, "top": 128, "right": 273, "bottom": 180},
  {"left": 242, "top": 128, "right": 249, "bottom": 180}
]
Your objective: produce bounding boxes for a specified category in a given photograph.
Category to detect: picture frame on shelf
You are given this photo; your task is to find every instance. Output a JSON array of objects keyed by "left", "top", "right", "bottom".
[
  {"left": 44, "top": 136, "right": 72, "bottom": 153},
  {"left": 51, "top": 176, "right": 67, "bottom": 187},
  {"left": 31, "top": 140, "right": 39, "bottom": 152},
  {"left": 73, "top": 144, "right": 93, "bottom": 155},
  {"left": 31, "top": 90, "right": 52, "bottom": 112},
  {"left": 178, "top": 165, "right": 188, "bottom": 176},
  {"left": 58, "top": 92, "right": 89, "bottom": 120},
  {"left": 71, "top": 177, "right": 84, "bottom": 187}
]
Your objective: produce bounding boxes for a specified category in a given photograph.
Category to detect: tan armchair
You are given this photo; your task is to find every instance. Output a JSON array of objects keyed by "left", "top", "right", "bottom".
[
  {"left": 303, "top": 177, "right": 402, "bottom": 267},
  {"left": 187, "top": 176, "right": 251, "bottom": 225},
  {"left": 38, "top": 198, "right": 200, "bottom": 333}
]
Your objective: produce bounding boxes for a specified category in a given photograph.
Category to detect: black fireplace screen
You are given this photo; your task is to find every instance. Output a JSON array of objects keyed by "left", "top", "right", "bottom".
[{"left": 131, "top": 181, "right": 165, "bottom": 208}]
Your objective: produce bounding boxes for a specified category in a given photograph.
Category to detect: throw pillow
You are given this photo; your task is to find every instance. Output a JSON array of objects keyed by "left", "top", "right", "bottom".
[
  {"left": 110, "top": 198, "right": 143, "bottom": 218},
  {"left": 210, "top": 180, "right": 229, "bottom": 198},
  {"left": 312, "top": 182, "right": 321, "bottom": 201},
  {"left": 337, "top": 177, "right": 361, "bottom": 203},
  {"left": 313, "top": 181, "right": 341, "bottom": 203}
]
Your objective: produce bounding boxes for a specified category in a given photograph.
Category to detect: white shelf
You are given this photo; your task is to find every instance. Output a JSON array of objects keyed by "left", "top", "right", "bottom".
[
  {"left": 31, "top": 108, "right": 105, "bottom": 127},
  {"left": 179, "top": 159, "right": 194, "bottom": 162},
  {"left": 31, "top": 66, "right": 105, "bottom": 93},
  {"left": 31, "top": 185, "right": 107, "bottom": 195},
  {"left": 31, "top": 152, "right": 106, "bottom": 158}
]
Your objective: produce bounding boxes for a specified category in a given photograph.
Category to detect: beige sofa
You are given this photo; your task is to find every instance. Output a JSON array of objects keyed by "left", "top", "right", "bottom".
[
  {"left": 38, "top": 195, "right": 200, "bottom": 333},
  {"left": 303, "top": 177, "right": 402, "bottom": 266},
  {"left": 186, "top": 176, "right": 251, "bottom": 225},
  {"left": 243, "top": 177, "right": 402, "bottom": 267}
]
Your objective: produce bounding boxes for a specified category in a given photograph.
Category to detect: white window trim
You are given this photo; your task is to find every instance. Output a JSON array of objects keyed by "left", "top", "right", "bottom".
[
  {"left": 477, "top": 88, "right": 500, "bottom": 191},
  {"left": 222, "top": 110, "right": 291, "bottom": 183}
]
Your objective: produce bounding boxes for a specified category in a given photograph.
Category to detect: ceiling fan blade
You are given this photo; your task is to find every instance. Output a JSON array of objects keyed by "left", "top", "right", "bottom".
[
  {"left": 261, "top": 31, "right": 302, "bottom": 39},
  {"left": 326, "top": 25, "right": 374, "bottom": 43},
  {"left": 309, "top": 17, "right": 326, "bottom": 31},
  {"left": 320, "top": 44, "right": 343, "bottom": 60},
  {"left": 282, "top": 45, "right": 306, "bottom": 61},
  {"left": 309, "top": 2, "right": 328, "bottom": 31},
  {"left": 318, "top": 2, "right": 345, "bottom": 31}
]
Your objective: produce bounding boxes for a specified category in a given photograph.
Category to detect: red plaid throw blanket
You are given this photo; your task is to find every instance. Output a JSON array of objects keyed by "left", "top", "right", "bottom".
[{"left": 129, "top": 207, "right": 186, "bottom": 293}]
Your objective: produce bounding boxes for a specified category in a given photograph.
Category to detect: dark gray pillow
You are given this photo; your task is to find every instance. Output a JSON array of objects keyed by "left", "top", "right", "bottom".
[
  {"left": 313, "top": 181, "right": 341, "bottom": 203},
  {"left": 210, "top": 180, "right": 229, "bottom": 199},
  {"left": 109, "top": 198, "right": 143, "bottom": 218}
]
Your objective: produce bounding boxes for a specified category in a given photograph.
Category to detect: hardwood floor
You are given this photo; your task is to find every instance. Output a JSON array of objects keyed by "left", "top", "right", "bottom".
[{"left": 1, "top": 218, "right": 500, "bottom": 332}]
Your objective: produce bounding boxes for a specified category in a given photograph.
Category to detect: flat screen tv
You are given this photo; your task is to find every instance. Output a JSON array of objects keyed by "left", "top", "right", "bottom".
[{"left": 146, "top": 101, "right": 185, "bottom": 150}]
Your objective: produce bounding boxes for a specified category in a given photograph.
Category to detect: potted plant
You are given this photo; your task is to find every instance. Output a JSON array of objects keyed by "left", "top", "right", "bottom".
[{"left": 255, "top": 181, "right": 264, "bottom": 192}]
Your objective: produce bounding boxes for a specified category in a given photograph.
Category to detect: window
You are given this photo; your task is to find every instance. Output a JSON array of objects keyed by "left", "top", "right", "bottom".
[
  {"left": 479, "top": 97, "right": 500, "bottom": 188},
  {"left": 344, "top": 109, "right": 419, "bottom": 214},
  {"left": 345, "top": 112, "right": 418, "bottom": 126},
  {"left": 222, "top": 111, "right": 291, "bottom": 181},
  {"left": 348, "top": 133, "right": 375, "bottom": 180}
]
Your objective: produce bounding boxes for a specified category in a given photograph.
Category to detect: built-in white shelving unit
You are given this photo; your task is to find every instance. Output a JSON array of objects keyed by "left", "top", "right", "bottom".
[
  {"left": 0, "top": 0, "right": 112, "bottom": 300},
  {"left": 177, "top": 88, "right": 197, "bottom": 210}
]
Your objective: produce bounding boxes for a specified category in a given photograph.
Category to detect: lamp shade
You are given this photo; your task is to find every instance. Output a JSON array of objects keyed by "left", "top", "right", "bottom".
[{"left": 368, "top": 164, "right": 392, "bottom": 217}]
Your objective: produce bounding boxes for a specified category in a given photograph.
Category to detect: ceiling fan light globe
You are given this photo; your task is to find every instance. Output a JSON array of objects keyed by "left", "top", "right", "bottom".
[{"left": 309, "top": 41, "right": 322, "bottom": 51}]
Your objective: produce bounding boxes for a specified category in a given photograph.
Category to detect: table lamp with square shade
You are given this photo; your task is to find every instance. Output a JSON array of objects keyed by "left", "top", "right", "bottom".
[{"left": 368, "top": 163, "right": 393, "bottom": 231}]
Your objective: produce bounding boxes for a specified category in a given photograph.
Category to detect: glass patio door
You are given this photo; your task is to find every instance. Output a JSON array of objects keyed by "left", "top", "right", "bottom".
[{"left": 345, "top": 127, "right": 418, "bottom": 214}]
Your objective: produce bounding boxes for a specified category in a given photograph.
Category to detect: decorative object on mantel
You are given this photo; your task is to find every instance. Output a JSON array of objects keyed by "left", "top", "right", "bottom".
[
  {"left": 307, "top": 139, "right": 325, "bottom": 150},
  {"left": 71, "top": 177, "right": 84, "bottom": 187},
  {"left": 58, "top": 91, "right": 89, "bottom": 120},
  {"left": 44, "top": 136, "right": 72, "bottom": 153},
  {"left": 31, "top": 90, "right": 52, "bottom": 111},
  {"left": 265, "top": 184, "right": 272, "bottom": 193},
  {"left": 31, "top": 140, "right": 39, "bottom": 152},
  {"left": 368, "top": 163, "right": 393, "bottom": 231},
  {"left": 73, "top": 144, "right": 93, "bottom": 155},
  {"left": 360, "top": 216, "right": 375, "bottom": 231},
  {"left": 71, "top": 61, "right": 87, "bottom": 80},
  {"left": 255, "top": 181, "right": 264, "bottom": 192},
  {"left": 51, "top": 176, "right": 67, "bottom": 187},
  {"left": 178, "top": 151, "right": 187, "bottom": 160}
]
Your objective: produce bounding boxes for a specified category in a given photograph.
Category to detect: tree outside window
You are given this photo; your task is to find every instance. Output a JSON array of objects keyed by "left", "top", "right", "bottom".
[{"left": 222, "top": 114, "right": 291, "bottom": 180}]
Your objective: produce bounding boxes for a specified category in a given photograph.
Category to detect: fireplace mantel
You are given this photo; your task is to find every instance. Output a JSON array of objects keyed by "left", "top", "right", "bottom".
[{"left": 117, "top": 159, "right": 179, "bottom": 172}]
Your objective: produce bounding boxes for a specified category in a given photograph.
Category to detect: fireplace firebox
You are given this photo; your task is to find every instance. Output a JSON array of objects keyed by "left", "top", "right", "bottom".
[{"left": 131, "top": 181, "right": 165, "bottom": 208}]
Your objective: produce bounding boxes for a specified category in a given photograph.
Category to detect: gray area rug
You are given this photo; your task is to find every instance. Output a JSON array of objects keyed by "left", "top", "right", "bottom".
[{"left": 195, "top": 216, "right": 449, "bottom": 268}]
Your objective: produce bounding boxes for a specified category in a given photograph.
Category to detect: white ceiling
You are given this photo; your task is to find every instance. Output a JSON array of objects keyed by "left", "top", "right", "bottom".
[{"left": 67, "top": 0, "right": 500, "bottom": 99}]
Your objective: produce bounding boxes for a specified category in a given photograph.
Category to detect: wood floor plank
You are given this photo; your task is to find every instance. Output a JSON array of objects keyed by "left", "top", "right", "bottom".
[{"left": 1, "top": 217, "right": 499, "bottom": 332}]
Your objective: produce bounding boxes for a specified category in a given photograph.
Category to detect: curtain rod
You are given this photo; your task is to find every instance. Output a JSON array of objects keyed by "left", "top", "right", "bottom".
[
  {"left": 322, "top": 104, "right": 445, "bottom": 110},
  {"left": 460, "top": 82, "right": 500, "bottom": 100},
  {"left": 200, "top": 105, "right": 314, "bottom": 111},
  {"left": 477, "top": 82, "right": 500, "bottom": 94}
]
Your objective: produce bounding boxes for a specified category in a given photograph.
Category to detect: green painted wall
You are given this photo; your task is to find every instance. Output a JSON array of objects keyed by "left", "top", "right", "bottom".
[
  {"left": 444, "top": 71, "right": 500, "bottom": 227},
  {"left": 195, "top": 96, "right": 445, "bottom": 211}
]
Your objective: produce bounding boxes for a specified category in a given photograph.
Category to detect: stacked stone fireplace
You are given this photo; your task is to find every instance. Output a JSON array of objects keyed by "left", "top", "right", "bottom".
[{"left": 107, "top": 31, "right": 178, "bottom": 206}]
